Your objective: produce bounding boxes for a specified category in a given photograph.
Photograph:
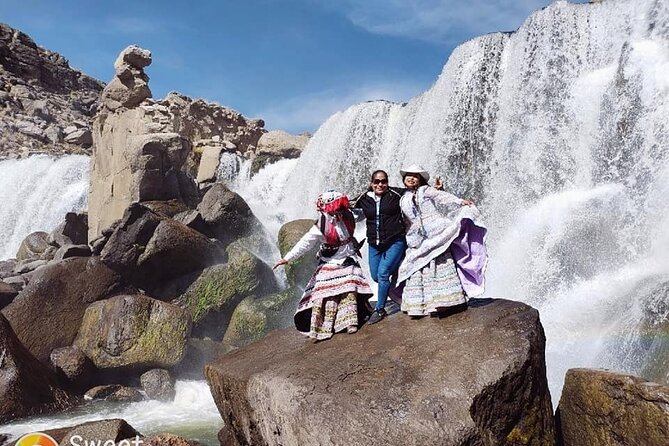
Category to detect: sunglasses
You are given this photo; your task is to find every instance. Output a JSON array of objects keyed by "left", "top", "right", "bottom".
[{"left": 372, "top": 178, "right": 388, "bottom": 185}]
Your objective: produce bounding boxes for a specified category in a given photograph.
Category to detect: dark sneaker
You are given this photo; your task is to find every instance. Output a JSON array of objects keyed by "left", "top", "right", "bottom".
[{"left": 367, "top": 308, "right": 387, "bottom": 325}]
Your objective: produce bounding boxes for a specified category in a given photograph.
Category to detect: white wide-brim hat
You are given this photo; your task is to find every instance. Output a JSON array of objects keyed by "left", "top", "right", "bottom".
[{"left": 399, "top": 164, "right": 430, "bottom": 182}]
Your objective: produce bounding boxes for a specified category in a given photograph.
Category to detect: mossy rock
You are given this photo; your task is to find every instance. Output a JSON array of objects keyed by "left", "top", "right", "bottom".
[
  {"left": 223, "top": 287, "right": 301, "bottom": 348},
  {"left": 74, "top": 294, "right": 192, "bottom": 370},
  {"left": 176, "top": 242, "right": 278, "bottom": 339},
  {"left": 277, "top": 219, "right": 318, "bottom": 288}
]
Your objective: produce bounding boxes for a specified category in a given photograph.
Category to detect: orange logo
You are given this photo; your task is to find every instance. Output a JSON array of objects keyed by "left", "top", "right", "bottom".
[{"left": 15, "top": 433, "right": 58, "bottom": 446}]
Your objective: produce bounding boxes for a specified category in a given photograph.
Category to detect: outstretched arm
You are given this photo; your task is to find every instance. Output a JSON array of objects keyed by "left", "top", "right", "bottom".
[{"left": 273, "top": 225, "right": 323, "bottom": 269}]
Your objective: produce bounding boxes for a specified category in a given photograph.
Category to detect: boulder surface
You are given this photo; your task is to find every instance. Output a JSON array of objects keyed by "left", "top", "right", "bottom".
[
  {"left": 557, "top": 368, "right": 669, "bottom": 446},
  {"left": 206, "top": 298, "right": 555, "bottom": 446}
]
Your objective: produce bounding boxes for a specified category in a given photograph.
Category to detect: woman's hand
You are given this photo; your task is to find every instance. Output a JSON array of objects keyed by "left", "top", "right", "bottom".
[
  {"left": 434, "top": 176, "right": 444, "bottom": 190},
  {"left": 273, "top": 259, "right": 288, "bottom": 270},
  {"left": 462, "top": 199, "right": 474, "bottom": 206}
]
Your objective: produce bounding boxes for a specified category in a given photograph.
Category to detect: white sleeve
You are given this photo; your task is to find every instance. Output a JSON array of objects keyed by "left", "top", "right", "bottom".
[
  {"left": 284, "top": 226, "right": 323, "bottom": 261},
  {"left": 424, "top": 186, "right": 463, "bottom": 205}
]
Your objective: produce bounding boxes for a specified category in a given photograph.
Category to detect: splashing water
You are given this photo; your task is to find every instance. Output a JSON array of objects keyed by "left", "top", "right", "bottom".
[
  {"left": 234, "top": 0, "right": 669, "bottom": 401},
  {"left": 0, "top": 381, "right": 223, "bottom": 445},
  {"left": 0, "top": 155, "right": 89, "bottom": 260}
]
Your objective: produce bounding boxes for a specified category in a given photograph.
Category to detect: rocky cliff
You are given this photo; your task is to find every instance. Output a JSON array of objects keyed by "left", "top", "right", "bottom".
[{"left": 0, "top": 23, "right": 103, "bottom": 158}]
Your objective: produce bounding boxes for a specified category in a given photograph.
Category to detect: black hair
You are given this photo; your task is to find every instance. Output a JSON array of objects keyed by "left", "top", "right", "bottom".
[
  {"left": 368, "top": 169, "right": 389, "bottom": 191},
  {"left": 371, "top": 169, "right": 388, "bottom": 181}
]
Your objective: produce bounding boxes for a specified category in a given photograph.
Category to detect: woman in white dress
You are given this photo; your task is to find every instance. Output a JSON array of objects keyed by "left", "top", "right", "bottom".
[{"left": 396, "top": 165, "right": 488, "bottom": 316}]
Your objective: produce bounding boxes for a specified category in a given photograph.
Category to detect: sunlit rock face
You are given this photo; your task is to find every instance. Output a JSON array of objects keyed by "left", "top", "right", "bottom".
[{"left": 0, "top": 23, "right": 103, "bottom": 159}]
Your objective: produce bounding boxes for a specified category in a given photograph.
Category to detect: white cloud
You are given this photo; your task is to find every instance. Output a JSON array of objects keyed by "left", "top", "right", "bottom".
[
  {"left": 309, "top": 0, "right": 569, "bottom": 44},
  {"left": 256, "top": 81, "right": 425, "bottom": 133}
]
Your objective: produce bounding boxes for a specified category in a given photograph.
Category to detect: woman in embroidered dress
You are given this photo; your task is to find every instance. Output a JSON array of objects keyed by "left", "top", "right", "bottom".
[
  {"left": 273, "top": 190, "right": 373, "bottom": 340},
  {"left": 396, "top": 165, "right": 488, "bottom": 317}
]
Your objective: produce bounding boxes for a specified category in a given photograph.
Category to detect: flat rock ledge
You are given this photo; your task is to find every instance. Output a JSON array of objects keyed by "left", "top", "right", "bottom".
[{"left": 205, "top": 298, "right": 555, "bottom": 446}]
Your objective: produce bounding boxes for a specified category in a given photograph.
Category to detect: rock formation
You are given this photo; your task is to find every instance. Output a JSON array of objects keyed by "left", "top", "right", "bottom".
[
  {"left": 252, "top": 130, "right": 310, "bottom": 174},
  {"left": 88, "top": 45, "right": 266, "bottom": 241},
  {"left": 0, "top": 23, "right": 103, "bottom": 158},
  {"left": 206, "top": 299, "right": 555, "bottom": 446},
  {"left": 557, "top": 368, "right": 669, "bottom": 446}
]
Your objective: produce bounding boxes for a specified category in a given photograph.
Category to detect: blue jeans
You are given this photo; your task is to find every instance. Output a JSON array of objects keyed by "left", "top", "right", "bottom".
[{"left": 368, "top": 238, "right": 407, "bottom": 311}]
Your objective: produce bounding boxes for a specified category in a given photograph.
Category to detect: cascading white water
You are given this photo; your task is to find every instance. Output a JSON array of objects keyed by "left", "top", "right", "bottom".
[
  {"left": 0, "top": 155, "right": 90, "bottom": 260},
  {"left": 235, "top": 0, "right": 669, "bottom": 401},
  {"left": 0, "top": 381, "right": 222, "bottom": 444}
]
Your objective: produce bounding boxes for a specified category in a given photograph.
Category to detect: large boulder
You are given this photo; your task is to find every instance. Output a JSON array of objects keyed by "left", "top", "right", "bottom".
[
  {"left": 557, "top": 368, "right": 669, "bottom": 446},
  {"left": 205, "top": 299, "right": 555, "bottom": 446},
  {"left": 100, "top": 45, "right": 152, "bottom": 111},
  {"left": 277, "top": 219, "right": 318, "bottom": 288},
  {"left": 0, "top": 314, "right": 78, "bottom": 423},
  {"left": 100, "top": 203, "right": 223, "bottom": 294},
  {"left": 195, "top": 183, "right": 265, "bottom": 247},
  {"left": 1, "top": 257, "right": 126, "bottom": 362},
  {"left": 177, "top": 243, "right": 278, "bottom": 340},
  {"left": 75, "top": 294, "right": 192, "bottom": 371},
  {"left": 140, "top": 368, "right": 175, "bottom": 401}
]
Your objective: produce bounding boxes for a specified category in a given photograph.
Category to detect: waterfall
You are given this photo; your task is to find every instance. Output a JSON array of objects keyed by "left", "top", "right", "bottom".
[
  {"left": 236, "top": 0, "right": 669, "bottom": 399},
  {"left": 0, "top": 155, "right": 89, "bottom": 260}
]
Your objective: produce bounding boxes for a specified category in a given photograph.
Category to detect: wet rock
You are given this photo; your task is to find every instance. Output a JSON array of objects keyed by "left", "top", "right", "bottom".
[
  {"left": 176, "top": 243, "right": 278, "bottom": 340},
  {"left": 140, "top": 368, "right": 175, "bottom": 401},
  {"left": 1, "top": 257, "right": 126, "bottom": 362},
  {"left": 0, "top": 313, "right": 78, "bottom": 423},
  {"left": 44, "top": 419, "right": 141, "bottom": 445},
  {"left": 75, "top": 294, "right": 192, "bottom": 371},
  {"left": 50, "top": 345, "right": 94, "bottom": 389},
  {"left": 557, "top": 368, "right": 669, "bottom": 446},
  {"left": 222, "top": 287, "right": 299, "bottom": 349},
  {"left": 85, "top": 385, "right": 144, "bottom": 403},
  {"left": 206, "top": 299, "right": 555, "bottom": 446},
  {"left": 278, "top": 219, "right": 319, "bottom": 288}
]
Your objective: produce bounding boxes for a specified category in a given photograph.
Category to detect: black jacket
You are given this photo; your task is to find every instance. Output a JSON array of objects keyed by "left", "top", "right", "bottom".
[{"left": 353, "top": 187, "right": 406, "bottom": 248}]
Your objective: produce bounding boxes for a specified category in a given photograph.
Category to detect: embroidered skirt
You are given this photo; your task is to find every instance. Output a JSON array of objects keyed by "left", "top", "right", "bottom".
[
  {"left": 294, "top": 262, "right": 373, "bottom": 340},
  {"left": 401, "top": 249, "right": 467, "bottom": 316}
]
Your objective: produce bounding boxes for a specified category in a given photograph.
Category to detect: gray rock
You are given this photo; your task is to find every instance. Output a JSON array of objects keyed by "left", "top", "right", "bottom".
[
  {"left": 50, "top": 345, "right": 93, "bottom": 388},
  {"left": 205, "top": 299, "right": 555, "bottom": 446},
  {"left": 42, "top": 419, "right": 141, "bottom": 446},
  {"left": 1, "top": 257, "right": 126, "bottom": 362},
  {"left": 16, "top": 230, "right": 49, "bottom": 260},
  {"left": 0, "top": 313, "right": 78, "bottom": 423},
  {"left": 13, "top": 258, "right": 47, "bottom": 274},
  {"left": 63, "top": 127, "right": 92, "bottom": 146},
  {"left": 114, "top": 45, "right": 152, "bottom": 70},
  {"left": 53, "top": 244, "right": 92, "bottom": 261},
  {"left": 2, "top": 275, "right": 26, "bottom": 291},
  {"left": 0, "top": 260, "right": 17, "bottom": 279},
  {"left": 85, "top": 385, "right": 144, "bottom": 402},
  {"left": 140, "top": 369, "right": 175, "bottom": 401}
]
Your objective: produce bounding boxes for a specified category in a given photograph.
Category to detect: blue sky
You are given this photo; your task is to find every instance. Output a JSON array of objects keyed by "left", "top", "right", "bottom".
[{"left": 2, "top": 0, "right": 587, "bottom": 133}]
